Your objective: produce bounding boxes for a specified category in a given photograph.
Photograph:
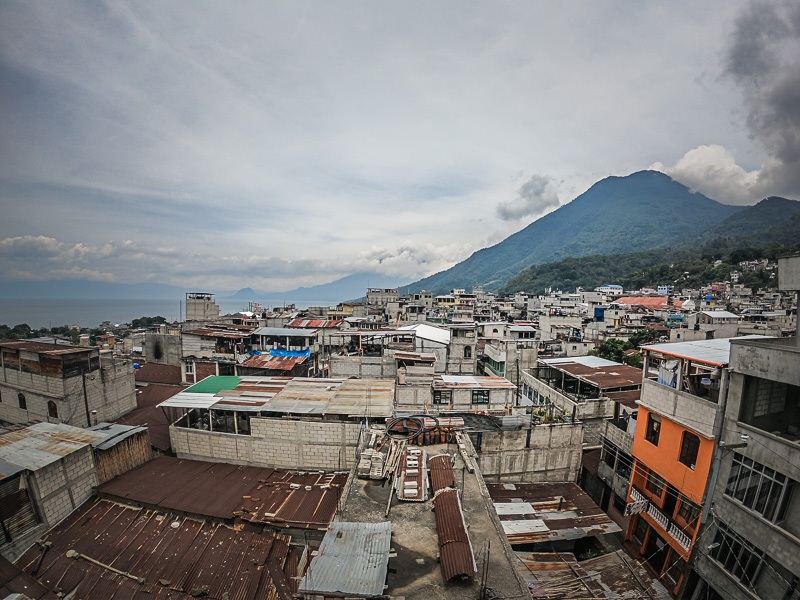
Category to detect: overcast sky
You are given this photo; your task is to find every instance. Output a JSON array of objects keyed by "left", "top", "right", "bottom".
[{"left": 2, "top": 1, "right": 799, "bottom": 291}]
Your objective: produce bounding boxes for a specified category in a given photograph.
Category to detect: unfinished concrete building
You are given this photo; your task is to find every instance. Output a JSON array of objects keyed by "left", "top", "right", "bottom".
[{"left": 0, "top": 341, "right": 137, "bottom": 428}]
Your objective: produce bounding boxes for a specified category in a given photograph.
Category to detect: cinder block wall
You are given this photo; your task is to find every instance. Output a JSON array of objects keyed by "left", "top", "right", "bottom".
[
  {"left": 31, "top": 447, "right": 98, "bottom": 527},
  {"left": 475, "top": 423, "right": 584, "bottom": 483},
  {"left": 171, "top": 417, "right": 362, "bottom": 470}
]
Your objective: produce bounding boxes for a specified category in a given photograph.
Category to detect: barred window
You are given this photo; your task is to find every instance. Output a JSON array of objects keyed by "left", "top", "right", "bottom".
[
  {"left": 472, "top": 390, "right": 489, "bottom": 404},
  {"left": 724, "top": 453, "right": 794, "bottom": 524},
  {"left": 433, "top": 390, "right": 451, "bottom": 405},
  {"left": 711, "top": 521, "right": 764, "bottom": 590}
]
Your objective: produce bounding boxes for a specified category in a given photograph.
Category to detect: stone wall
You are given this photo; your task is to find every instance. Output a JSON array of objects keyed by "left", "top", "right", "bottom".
[
  {"left": 171, "top": 417, "right": 363, "bottom": 470},
  {"left": 475, "top": 422, "right": 583, "bottom": 483}
]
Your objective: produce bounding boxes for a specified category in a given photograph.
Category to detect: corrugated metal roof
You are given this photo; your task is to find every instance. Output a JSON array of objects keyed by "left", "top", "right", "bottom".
[
  {"left": 643, "top": 335, "right": 771, "bottom": 366},
  {"left": 160, "top": 376, "right": 395, "bottom": 417},
  {"left": 182, "top": 327, "right": 252, "bottom": 339},
  {"left": 434, "top": 490, "right": 476, "bottom": 581},
  {"left": 537, "top": 360, "right": 643, "bottom": 390},
  {"left": 87, "top": 422, "right": 149, "bottom": 450},
  {"left": 0, "top": 423, "right": 103, "bottom": 471},
  {"left": 97, "top": 456, "right": 346, "bottom": 529},
  {"left": 541, "top": 356, "right": 619, "bottom": 368},
  {"left": 487, "top": 482, "right": 621, "bottom": 545},
  {"left": 298, "top": 521, "right": 392, "bottom": 597},
  {"left": 0, "top": 340, "right": 94, "bottom": 357},
  {"left": 515, "top": 551, "right": 671, "bottom": 599},
  {"left": 253, "top": 327, "right": 318, "bottom": 337},
  {"left": 0, "top": 555, "right": 59, "bottom": 600},
  {"left": 398, "top": 323, "right": 451, "bottom": 345},
  {"left": 286, "top": 319, "right": 342, "bottom": 328},
  {"left": 15, "top": 498, "right": 294, "bottom": 600}
]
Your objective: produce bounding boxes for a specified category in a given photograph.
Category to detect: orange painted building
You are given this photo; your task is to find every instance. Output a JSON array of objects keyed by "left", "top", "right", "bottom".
[{"left": 624, "top": 337, "right": 738, "bottom": 597}]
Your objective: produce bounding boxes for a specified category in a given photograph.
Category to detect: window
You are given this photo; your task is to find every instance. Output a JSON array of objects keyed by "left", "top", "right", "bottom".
[
  {"left": 185, "top": 362, "right": 194, "bottom": 374},
  {"left": 724, "top": 453, "right": 794, "bottom": 524},
  {"left": 17, "top": 393, "right": 26, "bottom": 410},
  {"left": 676, "top": 497, "right": 701, "bottom": 529},
  {"left": 679, "top": 431, "right": 700, "bottom": 469},
  {"left": 433, "top": 390, "right": 451, "bottom": 405},
  {"left": 645, "top": 413, "right": 661, "bottom": 446},
  {"left": 711, "top": 521, "right": 764, "bottom": 590},
  {"left": 601, "top": 440, "right": 618, "bottom": 468},
  {"left": 47, "top": 401, "right": 58, "bottom": 420},
  {"left": 645, "top": 470, "right": 665, "bottom": 499},
  {"left": 463, "top": 346, "right": 472, "bottom": 359},
  {"left": 472, "top": 390, "right": 489, "bottom": 404}
]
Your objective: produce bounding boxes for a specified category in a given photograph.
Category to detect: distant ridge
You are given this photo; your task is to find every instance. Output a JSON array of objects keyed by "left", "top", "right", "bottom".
[{"left": 404, "top": 171, "right": 744, "bottom": 295}]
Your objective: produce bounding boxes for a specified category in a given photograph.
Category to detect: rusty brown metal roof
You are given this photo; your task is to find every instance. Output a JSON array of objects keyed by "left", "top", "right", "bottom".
[
  {"left": 0, "top": 339, "right": 95, "bottom": 356},
  {"left": 604, "top": 389, "right": 641, "bottom": 409},
  {"left": 242, "top": 355, "right": 307, "bottom": 371},
  {"left": 487, "top": 482, "right": 621, "bottom": 545},
  {"left": 286, "top": 319, "right": 342, "bottom": 328},
  {"left": 429, "top": 454, "right": 456, "bottom": 493},
  {"left": 15, "top": 498, "right": 294, "bottom": 600},
  {"left": 134, "top": 363, "right": 183, "bottom": 385},
  {"left": 0, "top": 554, "right": 59, "bottom": 599},
  {"left": 538, "top": 361, "right": 643, "bottom": 390},
  {"left": 0, "top": 423, "right": 103, "bottom": 471},
  {"left": 97, "top": 456, "right": 346, "bottom": 530},
  {"left": 433, "top": 489, "right": 476, "bottom": 581}
]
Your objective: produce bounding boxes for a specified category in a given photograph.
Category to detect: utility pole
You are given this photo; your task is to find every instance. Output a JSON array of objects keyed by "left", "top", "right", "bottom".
[{"left": 515, "top": 346, "right": 521, "bottom": 407}]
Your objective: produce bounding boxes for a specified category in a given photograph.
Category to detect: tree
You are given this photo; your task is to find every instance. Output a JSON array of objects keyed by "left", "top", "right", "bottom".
[{"left": 589, "top": 339, "right": 627, "bottom": 363}]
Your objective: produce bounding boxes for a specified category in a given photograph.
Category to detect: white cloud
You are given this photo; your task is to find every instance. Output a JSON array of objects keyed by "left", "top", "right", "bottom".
[{"left": 650, "top": 145, "right": 762, "bottom": 204}]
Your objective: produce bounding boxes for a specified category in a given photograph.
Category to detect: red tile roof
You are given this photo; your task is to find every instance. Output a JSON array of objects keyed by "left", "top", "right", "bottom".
[{"left": 613, "top": 296, "right": 669, "bottom": 309}]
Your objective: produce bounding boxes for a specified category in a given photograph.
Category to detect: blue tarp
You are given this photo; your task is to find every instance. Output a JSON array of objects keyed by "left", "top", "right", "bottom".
[{"left": 270, "top": 348, "right": 311, "bottom": 357}]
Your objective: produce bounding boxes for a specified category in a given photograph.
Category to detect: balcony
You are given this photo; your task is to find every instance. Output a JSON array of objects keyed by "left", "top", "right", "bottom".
[
  {"left": 639, "top": 379, "right": 718, "bottom": 438},
  {"left": 631, "top": 485, "right": 694, "bottom": 554}
]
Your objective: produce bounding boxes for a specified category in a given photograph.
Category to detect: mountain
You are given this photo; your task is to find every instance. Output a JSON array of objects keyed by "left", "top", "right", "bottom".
[
  {"left": 257, "top": 271, "right": 411, "bottom": 304},
  {"left": 684, "top": 196, "right": 800, "bottom": 244},
  {"left": 500, "top": 198, "right": 800, "bottom": 296},
  {"left": 405, "top": 171, "right": 744, "bottom": 295}
]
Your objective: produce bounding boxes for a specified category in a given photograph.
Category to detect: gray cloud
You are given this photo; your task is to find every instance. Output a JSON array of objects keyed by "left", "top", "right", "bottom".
[
  {"left": 496, "top": 175, "right": 561, "bottom": 221},
  {"left": 725, "top": 1, "right": 800, "bottom": 197}
]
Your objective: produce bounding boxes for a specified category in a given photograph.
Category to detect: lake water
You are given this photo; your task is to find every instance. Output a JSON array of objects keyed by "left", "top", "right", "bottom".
[{"left": 0, "top": 298, "right": 335, "bottom": 329}]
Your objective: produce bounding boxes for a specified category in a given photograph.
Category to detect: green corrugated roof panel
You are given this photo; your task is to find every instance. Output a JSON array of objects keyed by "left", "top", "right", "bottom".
[{"left": 185, "top": 376, "right": 241, "bottom": 394}]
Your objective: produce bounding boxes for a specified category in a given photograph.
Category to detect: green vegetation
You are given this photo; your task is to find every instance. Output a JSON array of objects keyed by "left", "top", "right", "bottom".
[
  {"left": 1, "top": 315, "right": 169, "bottom": 345},
  {"left": 589, "top": 328, "right": 660, "bottom": 368},
  {"left": 500, "top": 241, "right": 800, "bottom": 296},
  {"left": 131, "top": 315, "right": 167, "bottom": 328},
  {"left": 0, "top": 324, "right": 81, "bottom": 344}
]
